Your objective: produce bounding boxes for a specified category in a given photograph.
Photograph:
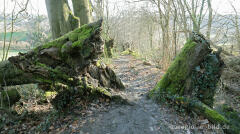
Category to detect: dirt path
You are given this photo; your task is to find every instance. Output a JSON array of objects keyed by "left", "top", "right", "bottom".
[{"left": 59, "top": 55, "right": 223, "bottom": 134}]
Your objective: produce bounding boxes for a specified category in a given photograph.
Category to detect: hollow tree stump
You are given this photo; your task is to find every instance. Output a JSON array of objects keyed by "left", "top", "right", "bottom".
[{"left": 149, "top": 32, "right": 239, "bottom": 134}]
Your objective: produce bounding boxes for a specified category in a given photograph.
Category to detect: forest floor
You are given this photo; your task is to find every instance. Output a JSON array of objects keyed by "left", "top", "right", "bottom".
[
  {"left": 1, "top": 55, "right": 226, "bottom": 134},
  {"left": 48, "top": 55, "right": 224, "bottom": 134}
]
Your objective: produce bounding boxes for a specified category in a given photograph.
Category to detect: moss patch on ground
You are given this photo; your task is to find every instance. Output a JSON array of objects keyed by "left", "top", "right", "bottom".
[{"left": 121, "top": 49, "right": 139, "bottom": 58}]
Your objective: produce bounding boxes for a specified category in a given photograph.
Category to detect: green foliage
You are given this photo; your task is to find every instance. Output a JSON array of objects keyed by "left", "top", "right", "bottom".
[{"left": 191, "top": 54, "right": 223, "bottom": 107}]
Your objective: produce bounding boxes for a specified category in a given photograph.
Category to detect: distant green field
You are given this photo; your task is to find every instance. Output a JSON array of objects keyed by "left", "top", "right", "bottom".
[
  {"left": 0, "top": 31, "right": 29, "bottom": 41},
  {"left": 0, "top": 49, "right": 27, "bottom": 59}
]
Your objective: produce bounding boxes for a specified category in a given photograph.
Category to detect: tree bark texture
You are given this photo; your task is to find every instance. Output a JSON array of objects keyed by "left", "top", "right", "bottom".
[
  {"left": 148, "top": 32, "right": 239, "bottom": 133},
  {"left": 45, "top": 0, "right": 80, "bottom": 39},
  {"left": 72, "top": 0, "right": 92, "bottom": 26},
  {"left": 0, "top": 20, "right": 124, "bottom": 110}
]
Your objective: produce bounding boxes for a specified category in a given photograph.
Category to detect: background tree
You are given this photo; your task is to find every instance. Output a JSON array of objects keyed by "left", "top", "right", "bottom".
[
  {"left": 1, "top": 0, "right": 30, "bottom": 61},
  {"left": 181, "top": 0, "right": 207, "bottom": 33},
  {"left": 45, "top": 0, "right": 79, "bottom": 39},
  {"left": 72, "top": 0, "right": 93, "bottom": 26},
  {"left": 27, "top": 14, "right": 50, "bottom": 48},
  {"left": 206, "top": 0, "right": 213, "bottom": 39},
  {"left": 229, "top": 0, "right": 240, "bottom": 54},
  {"left": 90, "top": 0, "right": 104, "bottom": 20}
]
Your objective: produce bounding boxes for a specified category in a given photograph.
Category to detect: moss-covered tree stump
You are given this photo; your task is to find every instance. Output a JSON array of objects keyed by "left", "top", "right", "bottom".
[
  {"left": 149, "top": 32, "right": 239, "bottom": 134},
  {"left": 0, "top": 20, "right": 124, "bottom": 110}
]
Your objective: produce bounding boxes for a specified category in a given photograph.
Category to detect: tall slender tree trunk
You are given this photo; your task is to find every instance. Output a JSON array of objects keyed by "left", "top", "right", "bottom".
[
  {"left": 182, "top": 0, "right": 206, "bottom": 33},
  {"left": 172, "top": 3, "right": 178, "bottom": 57},
  {"left": 162, "top": 0, "right": 171, "bottom": 65},
  {"left": 94, "top": 0, "right": 104, "bottom": 20},
  {"left": 72, "top": 0, "right": 92, "bottom": 26},
  {"left": 148, "top": 25, "right": 153, "bottom": 49},
  {"left": 235, "top": 16, "right": 240, "bottom": 54},
  {"left": 206, "top": 0, "right": 213, "bottom": 39},
  {"left": 178, "top": 0, "right": 189, "bottom": 40},
  {"left": 229, "top": 1, "right": 240, "bottom": 54}
]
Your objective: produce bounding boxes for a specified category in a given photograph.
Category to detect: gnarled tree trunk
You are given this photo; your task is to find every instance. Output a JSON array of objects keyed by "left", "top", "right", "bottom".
[
  {"left": 149, "top": 32, "right": 239, "bottom": 134},
  {"left": 0, "top": 20, "right": 124, "bottom": 110}
]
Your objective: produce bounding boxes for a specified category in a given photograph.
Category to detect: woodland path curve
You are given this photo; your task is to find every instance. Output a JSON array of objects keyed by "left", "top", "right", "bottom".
[{"left": 62, "top": 55, "right": 223, "bottom": 134}]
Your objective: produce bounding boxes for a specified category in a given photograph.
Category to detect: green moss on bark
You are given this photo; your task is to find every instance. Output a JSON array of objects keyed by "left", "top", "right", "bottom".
[
  {"left": 0, "top": 61, "right": 33, "bottom": 86},
  {"left": 149, "top": 40, "right": 197, "bottom": 97},
  {"left": 148, "top": 35, "right": 236, "bottom": 133},
  {"left": 35, "top": 23, "right": 95, "bottom": 52},
  {"left": 168, "top": 96, "right": 239, "bottom": 134},
  {"left": 1, "top": 20, "right": 125, "bottom": 111},
  {"left": 34, "top": 62, "right": 71, "bottom": 85},
  {"left": 173, "top": 97, "right": 229, "bottom": 124},
  {"left": 51, "top": 77, "right": 112, "bottom": 110},
  {"left": 216, "top": 104, "right": 240, "bottom": 134}
]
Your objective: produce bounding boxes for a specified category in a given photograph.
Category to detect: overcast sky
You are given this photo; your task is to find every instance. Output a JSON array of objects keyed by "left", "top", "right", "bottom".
[{"left": 0, "top": 0, "right": 240, "bottom": 16}]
